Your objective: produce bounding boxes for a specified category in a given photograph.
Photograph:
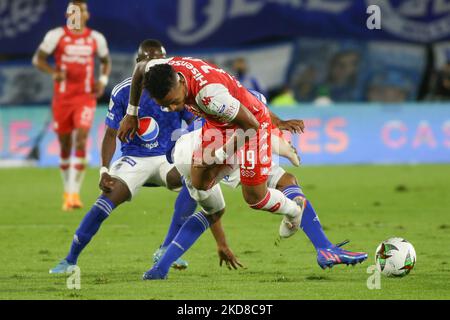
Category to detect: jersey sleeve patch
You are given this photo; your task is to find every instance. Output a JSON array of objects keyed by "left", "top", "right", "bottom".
[{"left": 195, "top": 84, "right": 240, "bottom": 122}]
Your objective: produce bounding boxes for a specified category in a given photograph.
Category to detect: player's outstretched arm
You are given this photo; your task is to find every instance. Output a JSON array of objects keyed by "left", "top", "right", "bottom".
[
  {"left": 117, "top": 61, "right": 147, "bottom": 142},
  {"left": 269, "top": 109, "right": 305, "bottom": 134},
  {"left": 210, "top": 219, "right": 244, "bottom": 270}
]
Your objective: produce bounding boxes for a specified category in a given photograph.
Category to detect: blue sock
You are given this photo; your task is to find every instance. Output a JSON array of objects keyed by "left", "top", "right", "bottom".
[
  {"left": 161, "top": 182, "right": 197, "bottom": 248},
  {"left": 155, "top": 212, "right": 209, "bottom": 276},
  {"left": 283, "top": 185, "right": 332, "bottom": 250},
  {"left": 65, "top": 195, "right": 115, "bottom": 264}
]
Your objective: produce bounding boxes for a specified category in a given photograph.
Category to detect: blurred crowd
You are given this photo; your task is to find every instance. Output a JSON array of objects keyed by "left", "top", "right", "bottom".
[
  {"left": 3, "top": 40, "right": 450, "bottom": 107},
  {"left": 226, "top": 43, "right": 450, "bottom": 106}
]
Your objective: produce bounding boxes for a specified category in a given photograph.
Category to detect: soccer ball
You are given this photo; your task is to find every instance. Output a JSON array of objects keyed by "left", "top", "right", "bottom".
[{"left": 375, "top": 237, "right": 416, "bottom": 277}]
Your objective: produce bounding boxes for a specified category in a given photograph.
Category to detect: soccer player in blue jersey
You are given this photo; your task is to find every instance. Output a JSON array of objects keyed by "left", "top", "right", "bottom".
[{"left": 49, "top": 40, "right": 242, "bottom": 274}]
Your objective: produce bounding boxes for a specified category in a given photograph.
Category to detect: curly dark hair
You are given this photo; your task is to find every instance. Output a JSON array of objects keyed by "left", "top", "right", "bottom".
[{"left": 144, "top": 64, "right": 178, "bottom": 100}]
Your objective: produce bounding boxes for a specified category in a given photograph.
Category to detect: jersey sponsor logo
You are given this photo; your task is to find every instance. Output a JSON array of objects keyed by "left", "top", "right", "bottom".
[
  {"left": 64, "top": 44, "right": 94, "bottom": 57},
  {"left": 169, "top": 60, "right": 207, "bottom": 86},
  {"left": 142, "top": 141, "right": 159, "bottom": 150},
  {"left": 137, "top": 117, "right": 160, "bottom": 142},
  {"left": 218, "top": 104, "right": 226, "bottom": 114}
]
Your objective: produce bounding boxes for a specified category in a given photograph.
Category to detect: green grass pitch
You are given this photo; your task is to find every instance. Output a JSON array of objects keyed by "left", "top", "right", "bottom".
[{"left": 0, "top": 164, "right": 449, "bottom": 300}]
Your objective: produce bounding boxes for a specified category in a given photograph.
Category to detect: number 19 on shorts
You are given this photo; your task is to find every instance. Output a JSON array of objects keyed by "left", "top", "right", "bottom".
[{"left": 240, "top": 150, "right": 255, "bottom": 170}]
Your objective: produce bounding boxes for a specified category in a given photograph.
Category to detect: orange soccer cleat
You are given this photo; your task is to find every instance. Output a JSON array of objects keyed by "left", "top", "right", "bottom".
[
  {"left": 62, "top": 193, "right": 73, "bottom": 212},
  {"left": 71, "top": 193, "right": 84, "bottom": 209}
]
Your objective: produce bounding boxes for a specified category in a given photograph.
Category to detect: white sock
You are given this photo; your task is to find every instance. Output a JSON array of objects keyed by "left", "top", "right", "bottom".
[
  {"left": 250, "top": 188, "right": 301, "bottom": 218},
  {"left": 71, "top": 157, "right": 86, "bottom": 194},
  {"left": 60, "top": 157, "right": 71, "bottom": 194}
]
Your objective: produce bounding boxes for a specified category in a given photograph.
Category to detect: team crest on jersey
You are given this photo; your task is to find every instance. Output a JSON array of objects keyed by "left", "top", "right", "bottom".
[{"left": 137, "top": 117, "right": 160, "bottom": 142}]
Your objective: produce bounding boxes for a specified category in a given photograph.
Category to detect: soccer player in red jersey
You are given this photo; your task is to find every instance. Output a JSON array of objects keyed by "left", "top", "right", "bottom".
[
  {"left": 119, "top": 57, "right": 306, "bottom": 237},
  {"left": 119, "top": 58, "right": 368, "bottom": 278},
  {"left": 33, "top": 0, "right": 111, "bottom": 211}
]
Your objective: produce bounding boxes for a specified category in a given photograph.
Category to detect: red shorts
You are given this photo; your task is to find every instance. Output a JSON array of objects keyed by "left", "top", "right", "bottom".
[
  {"left": 198, "top": 114, "right": 272, "bottom": 186},
  {"left": 52, "top": 98, "right": 96, "bottom": 134}
]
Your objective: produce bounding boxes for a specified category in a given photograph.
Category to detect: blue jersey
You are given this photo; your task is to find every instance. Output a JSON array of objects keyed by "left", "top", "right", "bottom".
[{"left": 106, "top": 78, "right": 194, "bottom": 157}]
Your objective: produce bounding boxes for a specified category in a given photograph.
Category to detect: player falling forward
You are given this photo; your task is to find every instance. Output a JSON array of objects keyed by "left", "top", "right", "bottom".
[
  {"left": 33, "top": 0, "right": 111, "bottom": 211},
  {"left": 147, "top": 119, "right": 368, "bottom": 279},
  {"left": 49, "top": 40, "right": 241, "bottom": 274},
  {"left": 118, "top": 57, "right": 368, "bottom": 279}
]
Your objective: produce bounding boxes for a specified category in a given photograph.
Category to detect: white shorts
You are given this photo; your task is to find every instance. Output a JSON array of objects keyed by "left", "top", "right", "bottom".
[
  {"left": 173, "top": 130, "right": 225, "bottom": 215},
  {"left": 174, "top": 129, "right": 286, "bottom": 190},
  {"left": 220, "top": 163, "right": 286, "bottom": 189},
  {"left": 109, "top": 155, "right": 174, "bottom": 199},
  {"left": 173, "top": 130, "right": 287, "bottom": 213}
]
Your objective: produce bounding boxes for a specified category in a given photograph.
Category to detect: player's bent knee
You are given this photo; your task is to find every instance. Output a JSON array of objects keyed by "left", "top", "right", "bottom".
[
  {"left": 205, "top": 208, "right": 225, "bottom": 225},
  {"left": 165, "top": 167, "right": 182, "bottom": 190},
  {"left": 191, "top": 178, "right": 213, "bottom": 191},
  {"left": 101, "top": 179, "right": 131, "bottom": 206},
  {"left": 242, "top": 189, "right": 267, "bottom": 207},
  {"left": 276, "top": 172, "right": 298, "bottom": 190}
]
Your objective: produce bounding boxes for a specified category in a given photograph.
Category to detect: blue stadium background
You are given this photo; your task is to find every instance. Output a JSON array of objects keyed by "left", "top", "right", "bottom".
[{"left": 0, "top": 0, "right": 449, "bottom": 166}]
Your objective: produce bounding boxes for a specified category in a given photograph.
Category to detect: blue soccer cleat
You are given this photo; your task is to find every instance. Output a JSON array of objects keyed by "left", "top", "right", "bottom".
[
  {"left": 142, "top": 267, "right": 168, "bottom": 280},
  {"left": 153, "top": 246, "right": 188, "bottom": 270},
  {"left": 49, "top": 259, "right": 76, "bottom": 274},
  {"left": 317, "top": 240, "right": 368, "bottom": 269}
]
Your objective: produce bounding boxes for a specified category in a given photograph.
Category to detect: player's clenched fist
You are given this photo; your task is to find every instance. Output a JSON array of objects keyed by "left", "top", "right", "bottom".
[
  {"left": 118, "top": 115, "right": 139, "bottom": 142},
  {"left": 94, "top": 81, "right": 106, "bottom": 98},
  {"left": 99, "top": 172, "right": 115, "bottom": 193},
  {"left": 52, "top": 70, "right": 66, "bottom": 82}
]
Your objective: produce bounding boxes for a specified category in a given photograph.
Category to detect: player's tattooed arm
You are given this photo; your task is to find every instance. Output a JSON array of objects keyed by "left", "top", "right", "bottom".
[
  {"left": 32, "top": 49, "right": 65, "bottom": 82},
  {"left": 117, "top": 61, "right": 147, "bottom": 142}
]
